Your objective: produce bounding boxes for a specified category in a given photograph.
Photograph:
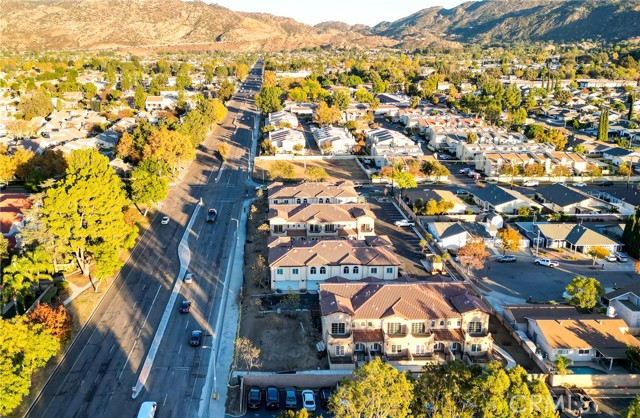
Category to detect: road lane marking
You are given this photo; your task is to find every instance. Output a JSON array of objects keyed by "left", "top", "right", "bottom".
[
  {"left": 185, "top": 320, "right": 189, "bottom": 330},
  {"left": 119, "top": 339, "right": 138, "bottom": 381},
  {"left": 178, "top": 345, "right": 182, "bottom": 354}
]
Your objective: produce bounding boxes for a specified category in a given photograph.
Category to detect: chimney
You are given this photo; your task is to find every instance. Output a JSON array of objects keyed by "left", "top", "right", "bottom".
[{"left": 557, "top": 320, "right": 563, "bottom": 326}]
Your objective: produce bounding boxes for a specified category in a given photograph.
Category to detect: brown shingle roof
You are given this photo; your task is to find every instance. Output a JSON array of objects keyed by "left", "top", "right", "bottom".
[
  {"left": 269, "top": 240, "right": 400, "bottom": 268},
  {"left": 268, "top": 181, "right": 358, "bottom": 200},
  {"left": 353, "top": 329, "right": 384, "bottom": 343},
  {"left": 269, "top": 203, "right": 374, "bottom": 223},
  {"left": 432, "top": 329, "right": 464, "bottom": 342}
]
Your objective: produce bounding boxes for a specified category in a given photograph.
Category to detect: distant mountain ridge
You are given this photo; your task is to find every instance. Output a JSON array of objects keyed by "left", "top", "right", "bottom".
[{"left": 0, "top": 0, "right": 639, "bottom": 52}]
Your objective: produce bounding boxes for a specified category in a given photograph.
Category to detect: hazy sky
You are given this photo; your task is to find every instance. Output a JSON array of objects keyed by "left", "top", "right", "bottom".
[{"left": 207, "top": 0, "right": 468, "bottom": 26}]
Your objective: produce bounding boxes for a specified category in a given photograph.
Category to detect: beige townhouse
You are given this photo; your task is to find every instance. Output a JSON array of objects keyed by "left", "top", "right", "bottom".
[{"left": 268, "top": 181, "right": 359, "bottom": 206}]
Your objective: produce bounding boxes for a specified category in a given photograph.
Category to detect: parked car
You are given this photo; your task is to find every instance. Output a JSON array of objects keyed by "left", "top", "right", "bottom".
[
  {"left": 599, "top": 180, "right": 614, "bottom": 187},
  {"left": 184, "top": 273, "right": 194, "bottom": 284},
  {"left": 161, "top": 216, "right": 170, "bottom": 225},
  {"left": 266, "top": 386, "right": 280, "bottom": 410},
  {"left": 285, "top": 388, "right": 297, "bottom": 409},
  {"left": 301, "top": 390, "right": 316, "bottom": 412},
  {"left": 455, "top": 189, "right": 470, "bottom": 196},
  {"left": 616, "top": 252, "right": 629, "bottom": 262},
  {"left": 534, "top": 258, "right": 559, "bottom": 267},
  {"left": 394, "top": 219, "right": 415, "bottom": 227},
  {"left": 573, "top": 182, "right": 587, "bottom": 187},
  {"left": 247, "top": 387, "right": 261, "bottom": 409},
  {"left": 179, "top": 300, "right": 192, "bottom": 313},
  {"left": 189, "top": 330, "right": 202, "bottom": 346},
  {"left": 459, "top": 167, "right": 470, "bottom": 174},
  {"left": 605, "top": 253, "right": 618, "bottom": 262},
  {"left": 467, "top": 170, "right": 478, "bottom": 178},
  {"left": 206, "top": 208, "right": 217, "bottom": 223},
  {"left": 496, "top": 255, "right": 517, "bottom": 263},
  {"left": 319, "top": 387, "right": 333, "bottom": 409},
  {"left": 523, "top": 180, "right": 539, "bottom": 187}
]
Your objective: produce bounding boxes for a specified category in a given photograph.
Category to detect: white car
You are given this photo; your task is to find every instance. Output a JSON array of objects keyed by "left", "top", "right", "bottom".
[
  {"left": 459, "top": 167, "right": 470, "bottom": 174},
  {"left": 605, "top": 253, "right": 617, "bottom": 262},
  {"left": 161, "top": 216, "right": 170, "bottom": 225},
  {"left": 573, "top": 182, "right": 587, "bottom": 187},
  {"left": 523, "top": 181, "right": 539, "bottom": 187},
  {"left": 394, "top": 219, "right": 415, "bottom": 227},
  {"left": 534, "top": 258, "right": 559, "bottom": 267},
  {"left": 301, "top": 390, "right": 316, "bottom": 412},
  {"left": 184, "top": 273, "right": 194, "bottom": 284}
]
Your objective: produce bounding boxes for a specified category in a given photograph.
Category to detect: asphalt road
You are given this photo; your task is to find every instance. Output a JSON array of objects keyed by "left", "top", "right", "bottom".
[{"left": 25, "top": 63, "right": 263, "bottom": 418}]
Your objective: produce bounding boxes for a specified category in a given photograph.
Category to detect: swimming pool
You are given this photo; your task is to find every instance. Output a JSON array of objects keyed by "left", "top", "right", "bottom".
[{"left": 568, "top": 366, "right": 606, "bottom": 375}]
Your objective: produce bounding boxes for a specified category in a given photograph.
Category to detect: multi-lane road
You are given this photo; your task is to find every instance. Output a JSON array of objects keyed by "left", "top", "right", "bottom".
[{"left": 25, "top": 62, "right": 263, "bottom": 418}]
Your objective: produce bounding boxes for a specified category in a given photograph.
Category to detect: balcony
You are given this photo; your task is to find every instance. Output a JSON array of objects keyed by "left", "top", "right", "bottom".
[
  {"left": 410, "top": 329, "right": 433, "bottom": 339},
  {"left": 327, "top": 332, "right": 352, "bottom": 344}
]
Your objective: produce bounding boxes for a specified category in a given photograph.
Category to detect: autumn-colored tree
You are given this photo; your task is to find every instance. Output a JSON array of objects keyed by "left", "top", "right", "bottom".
[
  {"left": 497, "top": 227, "right": 522, "bottom": 255},
  {"left": 235, "top": 337, "right": 262, "bottom": 370},
  {"left": 565, "top": 276, "right": 604, "bottom": 310},
  {"left": 314, "top": 101, "right": 342, "bottom": 126},
  {"left": 551, "top": 165, "right": 571, "bottom": 177},
  {"left": 304, "top": 166, "right": 329, "bottom": 182},
  {"left": 457, "top": 240, "right": 490, "bottom": 272},
  {"left": 28, "top": 303, "right": 73, "bottom": 341},
  {"left": 217, "top": 142, "right": 230, "bottom": 162},
  {"left": 143, "top": 126, "right": 195, "bottom": 175},
  {"left": 587, "top": 246, "right": 610, "bottom": 265},
  {"left": 268, "top": 161, "right": 295, "bottom": 181}
]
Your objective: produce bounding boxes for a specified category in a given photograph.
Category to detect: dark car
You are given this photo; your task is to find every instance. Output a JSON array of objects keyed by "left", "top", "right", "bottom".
[
  {"left": 600, "top": 180, "right": 614, "bottom": 187},
  {"left": 189, "top": 330, "right": 202, "bottom": 346},
  {"left": 179, "top": 300, "right": 192, "bottom": 313},
  {"left": 284, "top": 388, "right": 297, "bottom": 409},
  {"left": 496, "top": 255, "right": 517, "bottom": 263},
  {"left": 319, "top": 387, "right": 333, "bottom": 409},
  {"left": 266, "top": 386, "right": 280, "bottom": 410},
  {"left": 206, "top": 208, "right": 217, "bottom": 223},
  {"left": 247, "top": 386, "right": 261, "bottom": 410}
]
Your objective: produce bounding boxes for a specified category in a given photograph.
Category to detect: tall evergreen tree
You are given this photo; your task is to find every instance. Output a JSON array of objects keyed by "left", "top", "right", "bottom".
[
  {"left": 597, "top": 108, "right": 609, "bottom": 141},
  {"left": 630, "top": 93, "right": 635, "bottom": 121},
  {"left": 622, "top": 207, "right": 640, "bottom": 258}
]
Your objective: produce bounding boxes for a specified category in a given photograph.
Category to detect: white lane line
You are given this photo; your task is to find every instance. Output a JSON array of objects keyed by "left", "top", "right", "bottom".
[
  {"left": 163, "top": 393, "right": 168, "bottom": 406},
  {"left": 185, "top": 320, "right": 189, "bottom": 330},
  {"left": 119, "top": 339, "right": 138, "bottom": 381},
  {"left": 178, "top": 345, "right": 182, "bottom": 355}
]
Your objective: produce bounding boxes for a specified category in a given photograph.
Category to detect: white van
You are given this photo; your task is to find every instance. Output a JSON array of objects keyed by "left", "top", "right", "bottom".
[{"left": 137, "top": 401, "right": 157, "bottom": 418}]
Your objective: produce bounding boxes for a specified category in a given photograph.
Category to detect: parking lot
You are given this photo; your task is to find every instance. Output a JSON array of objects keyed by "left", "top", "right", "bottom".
[{"left": 243, "top": 387, "right": 333, "bottom": 418}]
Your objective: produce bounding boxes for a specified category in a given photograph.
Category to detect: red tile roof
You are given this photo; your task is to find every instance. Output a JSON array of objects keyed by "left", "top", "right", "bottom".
[{"left": 0, "top": 193, "right": 30, "bottom": 234}]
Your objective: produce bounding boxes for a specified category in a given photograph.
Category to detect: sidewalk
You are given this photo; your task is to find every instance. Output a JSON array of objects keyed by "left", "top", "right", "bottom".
[{"left": 63, "top": 281, "right": 93, "bottom": 306}]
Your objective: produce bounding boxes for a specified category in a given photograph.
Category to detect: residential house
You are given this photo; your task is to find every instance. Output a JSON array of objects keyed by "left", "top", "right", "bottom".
[
  {"left": 268, "top": 239, "right": 400, "bottom": 292},
  {"left": 144, "top": 96, "right": 170, "bottom": 112},
  {"left": 267, "top": 110, "right": 299, "bottom": 128},
  {"left": 313, "top": 126, "right": 357, "bottom": 154},
  {"left": 471, "top": 185, "right": 541, "bottom": 214},
  {"left": 427, "top": 221, "right": 502, "bottom": 250},
  {"left": 0, "top": 193, "right": 31, "bottom": 249},
  {"left": 534, "top": 184, "right": 610, "bottom": 214},
  {"left": 268, "top": 203, "right": 375, "bottom": 240},
  {"left": 503, "top": 305, "right": 579, "bottom": 332},
  {"left": 268, "top": 128, "right": 305, "bottom": 154},
  {"left": 518, "top": 222, "right": 623, "bottom": 254},
  {"left": 366, "top": 128, "right": 423, "bottom": 167},
  {"left": 589, "top": 188, "right": 640, "bottom": 215},
  {"left": 602, "top": 147, "right": 640, "bottom": 167},
  {"left": 403, "top": 189, "right": 468, "bottom": 215},
  {"left": 319, "top": 280, "right": 493, "bottom": 370},
  {"left": 268, "top": 181, "right": 359, "bottom": 206},
  {"left": 604, "top": 283, "right": 640, "bottom": 334}
]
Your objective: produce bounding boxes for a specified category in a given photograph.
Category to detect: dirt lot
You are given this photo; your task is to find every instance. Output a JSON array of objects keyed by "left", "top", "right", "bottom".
[
  {"left": 254, "top": 157, "right": 369, "bottom": 183},
  {"left": 489, "top": 315, "right": 543, "bottom": 373},
  {"left": 238, "top": 193, "right": 328, "bottom": 372}
]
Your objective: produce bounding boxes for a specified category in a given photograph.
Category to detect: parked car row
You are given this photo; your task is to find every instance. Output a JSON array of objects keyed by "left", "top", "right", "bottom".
[{"left": 247, "top": 386, "right": 332, "bottom": 412}]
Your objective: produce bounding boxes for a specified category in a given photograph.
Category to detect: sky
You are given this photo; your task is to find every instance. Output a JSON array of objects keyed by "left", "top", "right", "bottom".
[{"left": 206, "top": 0, "right": 468, "bottom": 26}]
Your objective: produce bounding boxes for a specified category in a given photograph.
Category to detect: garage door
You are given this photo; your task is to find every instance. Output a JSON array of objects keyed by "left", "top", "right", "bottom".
[
  {"left": 306, "top": 279, "right": 323, "bottom": 293},
  {"left": 277, "top": 280, "right": 300, "bottom": 292}
]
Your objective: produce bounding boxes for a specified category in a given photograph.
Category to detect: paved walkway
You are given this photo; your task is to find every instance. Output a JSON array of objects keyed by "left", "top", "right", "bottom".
[{"left": 62, "top": 281, "right": 94, "bottom": 306}]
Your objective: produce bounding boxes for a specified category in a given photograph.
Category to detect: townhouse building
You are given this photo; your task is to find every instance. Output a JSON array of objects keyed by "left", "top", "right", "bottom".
[{"left": 268, "top": 181, "right": 359, "bottom": 206}]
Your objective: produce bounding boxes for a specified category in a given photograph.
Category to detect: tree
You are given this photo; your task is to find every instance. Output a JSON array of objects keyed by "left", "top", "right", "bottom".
[
  {"left": 394, "top": 171, "right": 417, "bottom": 189},
  {"left": 314, "top": 101, "right": 342, "bottom": 126},
  {"left": 251, "top": 255, "right": 267, "bottom": 288},
  {"left": 277, "top": 409, "right": 309, "bottom": 418},
  {"left": 18, "top": 91, "right": 53, "bottom": 120},
  {"left": 509, "top": 107, "right": 528, "bottom": 128},
  {"left": 623, "top": 394, "right": 640, "bottom": 418},
  {"left": 268, "top": 161, "right": 295, "bottom": 181},
  {"left": 551, "top": 165, "right": 571, "bottom": 177},
  {"left": 504, "top": 84, "right": 522, "bottom": 110},
  {"left": 134, "top": 84, "right": 146, "bottom": 110},
  {"left": 410, "top": 96, "right": 420, "bottom": 109},
  {"left": 41, "top": 149, "right": 137, "bottom": 277},
  {"left": 130, "top": 159, "right": 169, "bottom": 216},
  {"left": 543, "top": 128, "right": 568, "bottom": 151},
  {"left": 304, "top": 166, "right": 329, "bottom": 182},
  {"left": 524, "top": 124, "right": 545, "bottom": 140},
  {"left": 497, "top": 227, "right": 521, "bottom": 255},
  {"left": 217, "top": 79, "right": 236, "bottom": 102},
  {"left": 143, "top": 126, "right": 196, "bottom": 175},
  {"left": 288, "top": 87, "right": 307, "bottom": 103},
  {"left": 626, "top": 345, "right": 640, "bottom": 371},
  {"left": 2, "top": 259, "right": 34, "bottom": 314},
  {"left": 598, "top": 108, "right": 610, "bottom": 142},
  {"left": 420, "top": 161, "right": 450, "bottom": 177},
  {"left": 0, "top": 317, "right": 59, "bottom": 416},
  {"left": 466, "top": 131, "right": 478, "bottom": 144},
  {"left": 255, "top": 86, "right": 282, "bottom": 114},
  {"left": 217, "top": 142, "right": 230, "bottom": 162},
  {"left": 457, "top": 241, "right": 490, "bottom": 272},
  {"left": 331, "top": 90, "right": 351, "bottom": 111},
  {"left": 262, "top": 70, "right": 277, "bottom": 87},
  {"left": 554, "top": 355, "right": 573, "bottom": 376},
  {"left": 329, "top": 357, "right": 413, "bottom": 418},
  {"left": 28, "top": 303, "right": 73, "bottom": 341},
  {"left": 235, "top": 63, "right": 249, "bottom": 81},
  {"left": 629, "top": 93, "right": 635, "bottom": 121},
  {"left": 235, "top": 337, "right": 262, "bottom": 370},
  {"left": 524, "top": 162, "right": 546, "bottom": 177},
  {"left": 618, "top": 162, "right": 632, "bottom": 176},
  {"left": 556, "top": 89, "right": 573, "bottom": 106},
  {"left": 587, "top": 246, "right": 610, "bottom": 265},
  {"left": 282, "top": 288, "right": 301, "bottom": 312},
  {"left": 565, "top": 276, "right": 603, "bottom": 310}
]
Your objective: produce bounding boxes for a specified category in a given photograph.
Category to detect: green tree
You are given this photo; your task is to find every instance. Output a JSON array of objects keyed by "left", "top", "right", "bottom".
[
  {"left": 331, "top": 90, "right": 351, "bottom": 111},
  {"left": 629, "top": 93, "right": 635, "bottom": 121},
  {"left": 504, "top": 84, "right": 522, "bottom": 110},
  {"left": 314, "top": 101, "right": 342, "bottom": 126},
  {"left": 474, "top": 361, "right": 510, "bottom": 417},
  {"left": 598, "top": 108, "right": 610, "bottom": 141},
  {"left": 622, "top": 394, "right": 640, "bottom": 418},
  {"left": 304, "top": 166, "right": 329, "bottom": 182},
  {"left": 287, "top": 87, "right": 307, "bottom": 103},
  {"left": 329, "top": 357, "right": 413, "bottom": 418},
  {"left": 554, "top": 355, "right": 573, "bottom": 376},
  {"left": 41, "top": 149, "right": 137, "bottom": 277},
  {"left": 543, "top": 128, "right": 568, "bottom": 151},
  {"left": 130, "top": 159, "right": 169, "bottom": 216},
  {"left": 524, "top": 124, "right": 545, "bottom": 140},
  {"left": 623, "top": 206, "right": 640, "bottom": 258},
  {"left": 509, "top": 107, "right": 528, "bottom": 128},
  {"left": 466, "top": 131, "right": 478, "bottom": 144},
  {"left": 0, "top": 317, "right": 59, "bottom": 416},
  {"left": 565, "top": 276, "right": 604, "bottom": 310},
  {"left": 18, "top": 91, "right": 53, "bottom": 120},
  {"left": 394, "top": 171, "right": 417, "bottom": 189},
  {"left": 134, "top": 84, "right": 147, "bottom": 110},
  {"left": 217, "top": 79, "right": 236, "bottom": 102},
  {"left": 497, "top": 227, "right": 521, "bottom": 255},
  {"left": 268, "top": 160, "right": 295, "bottom": 181},
  {"left": 255, "top": 86, "right": 282, "bottom": 114},
  {"left": 556, "top": 89, "right": 573, "bottom": 105}
]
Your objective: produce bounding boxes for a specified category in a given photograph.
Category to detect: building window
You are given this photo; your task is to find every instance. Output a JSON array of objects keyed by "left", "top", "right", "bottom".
[
  {"left": 296, "top": 199, "right": 301, "bottom": 204},
  {"left": 371, "top": 267, "right": 378, "bottom": 274},
  {"left": 367, "top": 322, "right": 372, "bottom": 327},
  {"left": 415, "top": 345, "right": 426, "bottom": 355},
  {"left": 292, "top": 268, "right": 299, "bottom": 275},
  {"left": 331, "top": 323, "right": 346, "bottom": 335},
  {"left": 310, "top": 224, "right": 321, "bottom": 233},
  {"left": 578, "top": 349, "right": 590, "bottom": 355},
  {"left": 387, "top": 322, "right": 403, "bottom": 334},
  {"left": 353, "top": 266, "right": 359, "bottom": 274},
  {"left": 457, "top": 320, "right": 461, "bottom": 326},
  {"left": 319, "top": 198, "right": 324, "bottom": 203},
  {"left": 431, "top": 321, "right": 436, "bottom": 328},
  {"left": 471, "top": 344, "right": 482, "bottom": 352},
  {"left": 343, "top": 266, "right": 350, "bottom": 274},
  {"left": 390, "top": 344, "right": 402, "bottom": 354},
  {"left": 325, "top": 224, "right": 336, "bottom": 232},
  {"left": 371, "top": 343, "right": 381, "bottom": 351},
  {"left": 276, "top": 268, "right": 284, "bottom": 275},
  {"left": 355, "top": 343, "right": 365, "bottom": 352},
  {"left": 274, "top": 200, "right": 278, "bottom": 204},
  {"left": 320, "top": 267, "right": 326, "bottom": 274},
  {"left": 411, "top": 322, "right": 425, "bottom": 334},
  {"left": 467, "top": 322, "right": 482, "bottom": 334},
  {"left": 557, "top": 349, "right": 569, "bottom": 355},
  {"left": 274, "top": 225, "right": 284, "bottom": 233},
  {"left": 361, "top": 224, "right": 373, "bottom": 232},
  {"left": 310, "top": 267, "right": 317, "bottom": 275},
  {"left": 386, "top": 267, "right": 393, "bottom": 274},
  {"left": 335, "top": 345, "right": 345, "bottom": 356},
  {"left": 439, "top": 320, "right": 445, "bottom": 326}
]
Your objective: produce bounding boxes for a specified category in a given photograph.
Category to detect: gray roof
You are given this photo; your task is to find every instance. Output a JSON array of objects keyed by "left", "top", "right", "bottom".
[
  {"left": 471, "top": 185, "right": 523, "bottom": 207},
  {"left": 603, "top": 147, "right": 633, "bottom": 157},
  {"left": 535, "top": 184, "right": 593, "bottom": 208},
  {"left": 564, "top": 224, "right": 620, "bottom": 247}
]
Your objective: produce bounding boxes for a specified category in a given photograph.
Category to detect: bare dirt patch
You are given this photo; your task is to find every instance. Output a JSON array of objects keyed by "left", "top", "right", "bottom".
[{"left": 254, "top": 158, "right": 369, "bottom": 183}]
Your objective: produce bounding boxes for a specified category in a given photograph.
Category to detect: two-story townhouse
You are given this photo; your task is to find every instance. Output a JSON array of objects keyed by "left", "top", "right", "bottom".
[
  {"left": 268, "top": 203, "right": 375, "bottom": 240},
  {"left": 319, "top": 281, "right": 493, "bottom": 371},
  {"left": 268, "top": 239, "right": 400, "bottom": 292},
  {"left": 268, "top": 181, "right": 359, "bottom": 206},
  {"left": 268, "top": 128, "right": 306, "bottom": 154},
  {"left": 267, "top": 110, "right": 299, "bottom": 128}
]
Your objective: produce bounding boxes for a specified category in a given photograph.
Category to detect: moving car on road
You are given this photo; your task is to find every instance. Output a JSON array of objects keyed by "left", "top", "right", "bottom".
[
  {"left": 534, "top": 258, "right": 559, "bottom": 267},
  {"left": 394, "top": 219, "right": 415, "bottom": 227},
  {"left": 302, "top": 390, "right": 316, "bottom": 412},
  {"left": 573, "top": 182, "right": 587, "bottom": 187},
  {"left": 206, "top": 208, "right": 218, "bottom": 223},
  {"left": 161, "top": 216, "right": 170, "bottom": 225},
  {"left": 247, "top": 387, "right": 261, "bottom": 410},
  {"left": 496, "top": 255, "right": 517, "bottom": 263},
  {"left": 599, "top": 180, "right": 614, "bottom": 187},
  {"left": 183, "top": 273, "right": 194, "bottom": 284},
  {"left": 179, "top": 300, "right": 192, "bottom": 313},
  {"left": 189, "top": 330, "right": 202, "bottom": 346}
]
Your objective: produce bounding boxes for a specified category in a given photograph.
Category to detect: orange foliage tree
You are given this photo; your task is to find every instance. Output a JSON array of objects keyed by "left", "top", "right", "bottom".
[{"left": 28, "top": 303, "right": 73, "bottom": 341}]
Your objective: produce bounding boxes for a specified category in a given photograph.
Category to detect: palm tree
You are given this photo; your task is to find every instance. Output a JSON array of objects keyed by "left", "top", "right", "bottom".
[
  {"left": 2, "top": 259, "right": 35, "bottom": 314},
  {"left": 554, "top": 355, "right": 573, "bottom": 376},
  {"left": 21, "top": 246, "right": 54, "bottom": 291}
]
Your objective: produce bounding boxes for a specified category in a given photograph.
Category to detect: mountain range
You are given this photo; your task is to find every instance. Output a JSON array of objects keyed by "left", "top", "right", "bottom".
[{"left": 0, "top": 0, "right": 639, "bottom": 52}]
